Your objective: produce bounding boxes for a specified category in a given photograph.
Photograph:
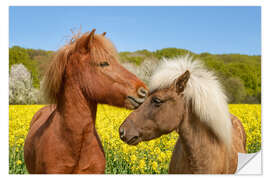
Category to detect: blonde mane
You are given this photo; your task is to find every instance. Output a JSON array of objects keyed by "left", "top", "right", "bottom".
[{"left": 149, "top": 55, "right": 232, "bottom": 147}]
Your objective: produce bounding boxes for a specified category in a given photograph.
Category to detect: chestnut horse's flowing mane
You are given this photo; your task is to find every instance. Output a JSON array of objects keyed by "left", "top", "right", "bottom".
[
  {"left": 149, "top": 55, "right": 232, "bottom": 147},
  {"left": 43, "top": 31, "right": 118, "bottom": 104}
]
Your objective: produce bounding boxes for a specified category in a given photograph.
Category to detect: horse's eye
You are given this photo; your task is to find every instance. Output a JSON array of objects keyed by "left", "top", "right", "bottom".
[
  {"left": 99, "top": 61, "right": 109, "bottom": 67},
  {"left": 151, "top": 97, "right": 163, "bottom": 107}
]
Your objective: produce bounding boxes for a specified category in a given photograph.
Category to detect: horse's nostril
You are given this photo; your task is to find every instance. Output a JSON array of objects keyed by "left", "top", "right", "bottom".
[
  {"left": 119, "top": 128, "right": 125, "bottom": 138},
  {"left": 137, "top": 87, "right": 148, "bottom": 98}
]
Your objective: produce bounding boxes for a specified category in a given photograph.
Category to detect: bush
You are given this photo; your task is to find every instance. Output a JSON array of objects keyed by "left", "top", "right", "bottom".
[
  {"left": 122, "top": 58, "right": 158, "bottom": 85},
  {"left": 223, "top": 77, "right": 246, "bottom": 103},
  {"left": 9, "top": 64, "right": 42, "bottom": 104},
  {"left": 9, "top": 46, "right": 40, "bottom": 88}
]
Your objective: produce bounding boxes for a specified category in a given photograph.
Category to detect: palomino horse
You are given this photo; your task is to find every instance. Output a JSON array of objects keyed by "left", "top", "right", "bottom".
[
  {"left": 24, "top": 29, "right": 148, "bottom": 174},
  {"left": 119, "top": 56, "right": 246, "bottom": 174}
]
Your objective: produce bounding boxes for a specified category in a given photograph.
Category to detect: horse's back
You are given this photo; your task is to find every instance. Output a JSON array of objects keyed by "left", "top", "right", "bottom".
[{"left": 24, "top": 105, "right": 56, "bottom": 173}]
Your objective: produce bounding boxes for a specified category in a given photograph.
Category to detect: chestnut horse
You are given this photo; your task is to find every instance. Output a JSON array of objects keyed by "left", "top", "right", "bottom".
[
  {"left": 24, "top": 29, "right": 148, "bottom": 174},
  {"left": 119, "top": 56, "right": 246, "bottom": 174}
]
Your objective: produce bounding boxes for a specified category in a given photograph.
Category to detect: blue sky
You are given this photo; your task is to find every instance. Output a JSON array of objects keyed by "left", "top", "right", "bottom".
[{"left": 9, "top": 6, "right": 261, "bottom": 55}]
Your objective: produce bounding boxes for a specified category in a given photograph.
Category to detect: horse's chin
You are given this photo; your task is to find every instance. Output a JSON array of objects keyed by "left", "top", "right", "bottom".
[
  {"left": 126, "top": 137, "right": 142, "bottom": 146},
  {"left": 124, "top": 97, "right": 142, "bottom": 110},
  {"left": 125, "top": 103, "right": 137, "bottom": 110}
]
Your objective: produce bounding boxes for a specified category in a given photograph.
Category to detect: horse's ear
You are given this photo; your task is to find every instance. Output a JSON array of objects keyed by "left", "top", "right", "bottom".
[
  {"left": 174, "top": 70, "right": 190, "bottom": 95},
  {"left": 87, "top": 29, "right": 96, "bottom": 48},
  {"left": 102, "top": 32, "right": 106, "bottom": 36},
  {"left": 75, "top": 29, "right": 96, "bottom": 52}
]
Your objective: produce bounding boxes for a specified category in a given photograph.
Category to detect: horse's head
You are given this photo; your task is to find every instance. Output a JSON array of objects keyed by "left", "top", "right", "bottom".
[
  {"left": 119, "top": 71, "right": 190, "bottom": 145},
  {"left": 120, "top": 56, "right": 232, "bottom": 147},
  {"left": 44, "top": 29, "right": 148, "bottom": 109}
]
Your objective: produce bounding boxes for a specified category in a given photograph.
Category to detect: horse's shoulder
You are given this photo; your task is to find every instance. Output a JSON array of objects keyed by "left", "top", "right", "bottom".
[
  {"left": 26, "top": 104, "right": 57, "bottom": 146},
  {"left": 24, "top": 105, "right": 58, "bottom": 173},
  {"left": 26, "top": 105, "right": 57, "bottom": 142}
]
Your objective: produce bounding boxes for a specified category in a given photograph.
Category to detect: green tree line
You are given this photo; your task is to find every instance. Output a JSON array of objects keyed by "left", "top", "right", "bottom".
[{"left": 9, "top": 46, "right": 261, "bottom": 104}]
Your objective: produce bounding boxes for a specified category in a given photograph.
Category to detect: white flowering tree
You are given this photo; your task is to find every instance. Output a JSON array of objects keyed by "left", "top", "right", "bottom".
[{"left": 9, "top": 64, "right": 41, "bottom": 104}]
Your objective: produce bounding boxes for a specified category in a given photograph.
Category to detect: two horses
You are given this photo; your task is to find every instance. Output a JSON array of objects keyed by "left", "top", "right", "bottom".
[
  {"left": 120, "top": 57, "right": 246, "bottom": 174},
  {"left": 24, "top": 30, "right": 246, "bottom": 174},
  {"left": 24, "top": 29, "right": 148, "bottom": 173}
]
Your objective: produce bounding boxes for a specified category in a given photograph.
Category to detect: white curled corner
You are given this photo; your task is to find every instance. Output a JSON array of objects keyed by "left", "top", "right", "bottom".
[{"left": 236, "top": 151, "right": 262, "bottom": 174}]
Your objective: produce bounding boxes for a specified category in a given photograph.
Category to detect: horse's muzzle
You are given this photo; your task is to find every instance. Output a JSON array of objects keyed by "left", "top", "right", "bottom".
[
  {"left": 119, "top": 120, "right": 141, "bottom": 145},
  {"left": 127, "top": 87, "right": 148, "bottom": 109}
]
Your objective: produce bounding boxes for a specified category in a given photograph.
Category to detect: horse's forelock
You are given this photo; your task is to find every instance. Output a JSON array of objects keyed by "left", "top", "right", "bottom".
[{"left": 91, "top": 34, "right": 119, "bottom": 61}]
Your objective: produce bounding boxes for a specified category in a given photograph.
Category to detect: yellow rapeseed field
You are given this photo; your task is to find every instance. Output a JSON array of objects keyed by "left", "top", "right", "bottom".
[{"left": 9, "top": 104, "right": 261, "bottom": 174}]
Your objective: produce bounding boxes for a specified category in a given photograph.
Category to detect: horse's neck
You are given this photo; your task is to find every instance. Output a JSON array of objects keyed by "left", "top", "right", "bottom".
[
  {"left": 58, "top": 82, "right": 97, "bottom": 136},
  {"left": 177, "top": 111, "right": 223, "bottom": 172}
]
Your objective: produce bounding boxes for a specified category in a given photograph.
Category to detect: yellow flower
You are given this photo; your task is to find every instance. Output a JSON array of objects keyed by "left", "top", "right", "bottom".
[
  {"left": 139, "top": 160, "right": 146, "bottom": 173},
  {"left": 130, "top": 154, "right": 137, "bottom": 162},
  {"left": 16, "top": 160, "right": 22, "bottom": 165},
  {"left": 152, "top": 161, "right": 158, "bottom": 173},
  {"left": 139, "top": 160, "right": 145, "bottom": 169},
  {"left": 122, "top": 144, "right": 128, "bottom": 154}
]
